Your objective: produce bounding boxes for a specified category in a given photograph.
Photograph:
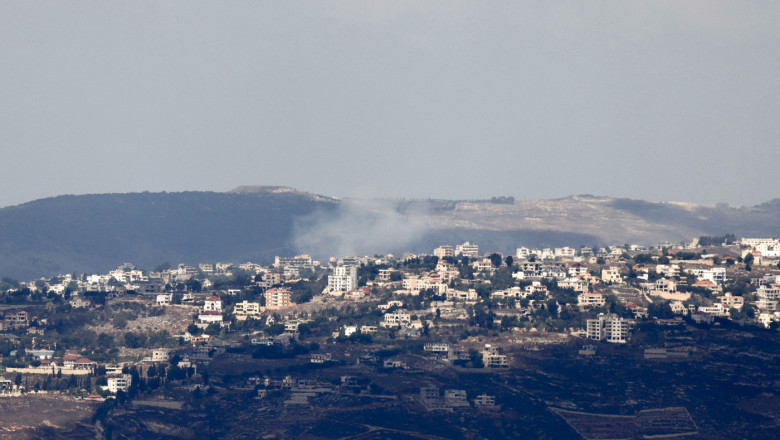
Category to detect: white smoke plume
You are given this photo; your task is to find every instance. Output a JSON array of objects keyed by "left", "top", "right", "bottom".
[{"left": 292, "top": 199, "right": 431, "bottom": 259}]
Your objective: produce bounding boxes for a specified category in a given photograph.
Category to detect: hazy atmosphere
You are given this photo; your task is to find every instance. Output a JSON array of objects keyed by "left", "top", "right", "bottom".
[{"left": 1, "top": 1, "right": 778, "bottom": 208}]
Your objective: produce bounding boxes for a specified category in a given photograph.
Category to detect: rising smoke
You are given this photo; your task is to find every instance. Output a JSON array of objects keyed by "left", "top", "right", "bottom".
[{"left": 292, "top": 199, "right": 432, "bottom": 259}]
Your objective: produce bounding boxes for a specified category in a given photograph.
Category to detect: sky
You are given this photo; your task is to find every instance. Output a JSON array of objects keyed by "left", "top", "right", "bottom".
[{"left": 1, "top": 1, "right": 778, "bottom": 208}]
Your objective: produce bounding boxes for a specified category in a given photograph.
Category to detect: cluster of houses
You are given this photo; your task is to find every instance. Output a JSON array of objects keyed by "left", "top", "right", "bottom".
[
  {"left": 421, "top": 342, "right": 509, "bottom": 368},
  {"left": 158, "top": 235, "right": 779, "bottom": 339},
  {"left": 5, "top": 352, "right": 97, "bottom": 376},
  {"left": 159, "top": 287, "right": 293, "bottom": 330},
  {"left": 419, "top": 384, "right": 498, "bottom": 411},
  {"left": 1, "top": 236, "right": 778, "bottom": 402}
]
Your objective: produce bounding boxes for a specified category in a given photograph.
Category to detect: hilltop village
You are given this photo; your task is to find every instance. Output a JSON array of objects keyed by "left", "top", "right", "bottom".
[{"left": 0, "top": 235, "right": 778, "bottom": 439}]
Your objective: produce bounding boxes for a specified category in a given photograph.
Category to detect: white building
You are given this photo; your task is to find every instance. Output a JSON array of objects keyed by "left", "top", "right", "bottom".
[
  {"left": 433, "top": 245, "right": 455, "bottom": 259},
  {"left": 601, "top": 267, "right": 623, "bottom": 284},
  {"left": 554, "top": 247, "right": 576, "bottom": 258},
  {"left": 687, "top": 267, "right": 727, "bottom": 283},
  {"left": 274, "top": 254, "right": 314, "bottom": 269},
  {"left": 382, "top": 310, "right": 412, "bottom": 327},
  {"left": 107, "top": 374, "right": 132, "bottom": 393},
  {"left": 742, "top": 238, "right": 780, "bottom": 257},
  {"left": 756, "top": 298, "right": 779, "bottom": 312},
  {"left": 586, "top": 313, "right": 630, "bottom": 343},
  {"left": 204, "top": 296, "right": 222, "bottom": 312},
  {"left": 567, "top": 265, "right": 589, "bottom": 277},
  {"left": 446, "top": 289, "right": 478, "bottom": 302},
  {"left": 328, "top": 266, "right": 358, "bottom": 294},
  {"left": 559, "top": 278, "right": 589, "bottom": 293},
  {"left": 758, "top": 312, "right": 780, "bottom": 329},
  {"left": 757, "top": 284, "right": 780, "bottom": 300},
  {"left": 577, "top": 293, "right": 605, "bottom": 308},
  {"left": 655, "top": 264, "right": 680, "bottom": 278},
  {"left": 198, "top": 311, "right": 224, "bottom": 326},
  {"left": 424, "top": 342, "right": 451, "bottom": 353},
  {"left": 516, "top": 247, "right": 531, "bottom": 259},
  {"left": 198, "top": 263, "right": 215, "bottom": 273},
  {"left": 654, "top": 278, "right": 677, "bottom": 293},
  {"left": 360, "top": 325, "right": 378, "bottom": 334},
  {"left": 151, "top": 349, "right": 170, "bottom": 362},
  {"left": 455, "top": 242, "right": 479, "bottom": 258},
  {"left": 524, "top": 281, "right": 548, "bottom": 297},
  {"left": 718, "top": 292, "right": 744, "bottom": 310},
  {"left": 698, "top": 303, "right": 727, "bottom": 316},
  {"left": 233, "top": 301, "right": 261, "bottom": 318},
  {"left": 669, "top": 301, "right": 688, "bottom": 315},
  {"left": 482, "top": 344, "right": 509, "bottom": 368},
  {"left": 538, "top": 248, "right": 556, "bottom": 261},
  {"left": 376, "top": 268, "right": 395, "bottom": 282},
  {"left": 472, "top": 258, "right": 494, "bottom": 272}
]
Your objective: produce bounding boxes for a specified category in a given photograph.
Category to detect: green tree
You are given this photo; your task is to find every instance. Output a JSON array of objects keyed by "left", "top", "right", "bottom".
[
  {"left": 124, "top": 332, "right": 146, "bottom": 348},
  {"left": 97, "top": 333, "right": 114, "bottom": 349}
]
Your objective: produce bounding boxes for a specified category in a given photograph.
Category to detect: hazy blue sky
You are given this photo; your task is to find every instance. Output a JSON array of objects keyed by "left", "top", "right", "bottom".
[{"left": 1, "top": 1, "right": 778, "bottom": 208}]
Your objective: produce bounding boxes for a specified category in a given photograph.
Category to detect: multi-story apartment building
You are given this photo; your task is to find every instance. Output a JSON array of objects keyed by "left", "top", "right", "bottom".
[
  {"left": 2, "top": 310, "right": 28, "bottom": 329},
  {"left": 655, "top": 264, "right": 680, "bottom": 278},
  {"left": 687, "top": 267, "right": 727, "bottom": 283},
  {"left": 328, "top": 266, "right": 358, "bottom": 293},
  {"left": 554, "top": 247, "right": 576, "bottom": 258},
  {"left": 586, "top": 313, "right": 630, "bottom": 343},
  {"left": 151, "top": 349, "right": 170, "bottom": 362},
  {"left": 264, "top": 288, "right": 291, "bottom": 310},
  {"left": 516, "top": 247, "right": 531, "bottom": 259},
  {"left": 654, "top": 278, "right": 677, "bottom": 293},
  {"left": 455, "top": 242, "right": 479, "bottom": 258},
  {"left": 274, "top": 254, "right": 314, "bottom": 270},
  {"left": 577, "top": 292, "right": 605, "bottom": 308},
  {"left": 757, "top": 284, "right": 780, "bottom": 300},
  {"left": 107, "top": 374, "right": 132, "bottom": 393},
  {"left": 524, "top": 281, "right": 548, "bottom": 297},
  {"left": 601, "top": 267, "right": 623, "bottom": 284},
  {"left": 482, "top": 344, "right": 509, "bottom": 367},
  {"left": 718, "top": 292, "right": 744, "bottom": 310},
  {"left": 233, "top": 300, "right": 261, "bottom": 318},
  {"left": 433, "top": 245, "right": 455, "bottom": 259},
  {"left": 376, "top": 268, "right": 396, "bottom": 282}
]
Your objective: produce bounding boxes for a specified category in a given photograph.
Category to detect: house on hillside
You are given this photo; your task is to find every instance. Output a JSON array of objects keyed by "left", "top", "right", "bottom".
[{"left": 204, "top": 296, "right": 222, "bottom": 312}]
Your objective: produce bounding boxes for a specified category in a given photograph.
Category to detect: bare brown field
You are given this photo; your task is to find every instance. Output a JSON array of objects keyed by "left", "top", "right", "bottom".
[
  {"left": 552, "top": 406, "right": 698, "bottom": 440},
  {"left": 0, "top": 393, "right": 97, "bottom": 440}
]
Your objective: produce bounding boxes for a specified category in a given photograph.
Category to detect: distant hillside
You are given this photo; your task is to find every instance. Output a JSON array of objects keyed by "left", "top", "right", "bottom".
[
  {"left": 0, "top": 190, "right": 338, "bottom": 279},
  {"left": 0, "top": 189, "right": 777, "bottom": 279},
  {"left": 417, "top": 195, "right": 780, "bottom": 254}
]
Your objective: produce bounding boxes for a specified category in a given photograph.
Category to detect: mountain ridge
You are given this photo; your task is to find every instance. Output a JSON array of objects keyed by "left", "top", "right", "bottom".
[{"left": 0, "top": 188, "right": 777, "bottom": 279}]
